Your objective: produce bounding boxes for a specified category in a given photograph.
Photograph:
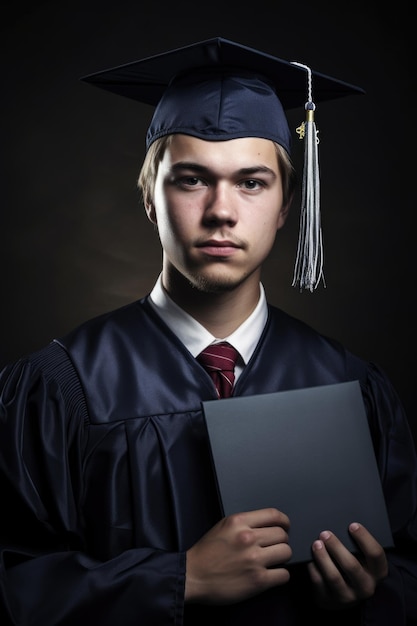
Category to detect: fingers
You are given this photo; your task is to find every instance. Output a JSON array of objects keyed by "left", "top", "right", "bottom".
[
  {"left": 348, "top": 522, "right": 389, "bottom": 580},
  {"left": 223, "top": 508, "right": 290, "bottom": 541},
  {"left": 221, "top": 508, "right": 292, "bottom": 566},
  {"left": 235, "top": 507, "right": 290, "bottom": 532},
  {"left": 185, "top": 508, "right": 292, "bottom": 604},
  {"left": 308, "top": 523, "right": 389, "bottom": 610},
  {"left": 313, "top": 524, "right": 388, "bottom": 583},
  {"left": 310, "top": 533, "right": 360, "bottom": 606}
]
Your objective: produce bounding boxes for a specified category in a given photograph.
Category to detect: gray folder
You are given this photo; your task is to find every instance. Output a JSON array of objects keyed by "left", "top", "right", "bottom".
[{"left": 202, "top": 380, "right": 393, "bottom": 564}]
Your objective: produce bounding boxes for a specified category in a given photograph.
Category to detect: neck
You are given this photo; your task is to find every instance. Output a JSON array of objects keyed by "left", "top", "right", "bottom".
[{"left": 162, "top": 267, "right": 261, "bottom": 338}]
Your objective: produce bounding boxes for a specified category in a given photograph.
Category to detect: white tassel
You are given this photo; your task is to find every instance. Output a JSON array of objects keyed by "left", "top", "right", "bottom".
[{"left": 290, "top": 62, "right": 325, "bottom": 292}]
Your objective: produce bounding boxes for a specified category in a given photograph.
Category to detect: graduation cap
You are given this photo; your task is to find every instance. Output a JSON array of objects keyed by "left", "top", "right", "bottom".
[{"left": 81, "top": 37, "right": 364, "bottom": 291}]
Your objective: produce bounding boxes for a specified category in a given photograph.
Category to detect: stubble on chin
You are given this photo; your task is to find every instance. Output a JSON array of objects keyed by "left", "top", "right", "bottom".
[{"left": 187, "top": 271, "right": 247, "bottom": 294}]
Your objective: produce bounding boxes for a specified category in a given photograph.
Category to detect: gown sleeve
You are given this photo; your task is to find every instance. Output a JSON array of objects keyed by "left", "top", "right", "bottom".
[
  {"left": 0, "top": 354, "right": 186, "bottom": 626},
  {"left": 360, "top": 362, "right": 417, "bottom": 625}
]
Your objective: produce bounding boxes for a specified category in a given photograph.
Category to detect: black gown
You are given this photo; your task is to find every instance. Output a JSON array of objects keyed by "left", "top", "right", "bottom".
[{"left": 0, "top": 297, "right": 416, "bottom": 625}]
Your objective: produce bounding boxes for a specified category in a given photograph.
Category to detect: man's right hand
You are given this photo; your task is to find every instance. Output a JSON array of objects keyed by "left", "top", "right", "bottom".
[{"left": 185, "top": 507, "right": 292, "bottom": 605}]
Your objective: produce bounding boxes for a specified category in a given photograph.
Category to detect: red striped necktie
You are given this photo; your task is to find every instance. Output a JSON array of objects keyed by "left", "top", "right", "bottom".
[{"left": 197, "top": 341, "right": 239, "bottom": 398}]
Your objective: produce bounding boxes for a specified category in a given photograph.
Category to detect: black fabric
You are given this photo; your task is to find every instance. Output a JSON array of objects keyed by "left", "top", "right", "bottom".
[
  {"left": 0, "top": 296, "right": 416, "bottom": 625},
  {"left": 81, "top": 37, "right": 364, "bottom": 109},
  {"left": 80, "top": 37, "right": 365, "bottom": 153}
]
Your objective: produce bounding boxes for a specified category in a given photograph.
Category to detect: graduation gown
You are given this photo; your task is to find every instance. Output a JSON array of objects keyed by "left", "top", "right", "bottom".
[{"left": 0, "top": 297, "right": 416, "bottom": 625}]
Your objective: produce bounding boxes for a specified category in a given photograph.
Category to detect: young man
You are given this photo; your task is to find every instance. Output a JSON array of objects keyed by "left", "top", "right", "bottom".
[{"left": 0, "top": 38, "right": 416, "bottom": 625}]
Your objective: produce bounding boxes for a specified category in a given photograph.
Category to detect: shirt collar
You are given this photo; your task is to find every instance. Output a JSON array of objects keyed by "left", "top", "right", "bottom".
[{"left": 148, "top": 274, "right": 267, "bottom": 366}]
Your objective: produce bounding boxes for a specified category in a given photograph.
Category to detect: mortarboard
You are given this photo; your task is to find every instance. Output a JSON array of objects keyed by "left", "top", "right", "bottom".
[{"left": 81, "top": 37, "right": 365, "bottom": 291}]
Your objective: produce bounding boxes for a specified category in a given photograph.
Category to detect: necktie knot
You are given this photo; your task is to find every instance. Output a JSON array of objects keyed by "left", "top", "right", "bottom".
[{"left": 197, "top": 341, "right": 239, "bottom": 398}]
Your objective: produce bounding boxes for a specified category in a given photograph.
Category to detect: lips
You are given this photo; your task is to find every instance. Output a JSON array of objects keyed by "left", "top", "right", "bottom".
[{"left": 196, "top": 239, "right": 241, "bottom": 257}]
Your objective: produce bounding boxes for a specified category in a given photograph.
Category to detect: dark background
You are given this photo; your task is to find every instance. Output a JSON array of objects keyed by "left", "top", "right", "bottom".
[{"left": 1, "top": 1, "right": 415, "bottom": 443}]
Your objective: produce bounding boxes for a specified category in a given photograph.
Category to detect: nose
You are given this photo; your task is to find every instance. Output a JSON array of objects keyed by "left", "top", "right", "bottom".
[{"left": 202, "top": 184, "right": 238, "bottom": 226}]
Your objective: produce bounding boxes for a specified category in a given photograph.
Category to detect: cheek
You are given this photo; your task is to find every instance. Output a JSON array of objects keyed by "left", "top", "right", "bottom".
[
  {"left": 257, "top": 224, "right": 278, "bottom": 253},
  {"left": 255, "top": 203, "right": 282, "bottom": 237},
  {"left": 152, "top": 192, "right": 176, "bottom": 237},
  {"left": 154, "top": 205, "right": 192, "bottom": 252},
  {"left": 154, "top": 212, "right": 175, "bottom": 248},
  {"left": 249, "top": 208, "right": 281, "bottom": 254},
  {"left": 156, "top": 191, "right": 200, "bottom": 238}
]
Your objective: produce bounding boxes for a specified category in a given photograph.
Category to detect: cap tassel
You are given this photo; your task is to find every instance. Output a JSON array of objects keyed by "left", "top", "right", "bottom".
[{"left": 290, "top": 62, "right": 325, "bottom": 292}]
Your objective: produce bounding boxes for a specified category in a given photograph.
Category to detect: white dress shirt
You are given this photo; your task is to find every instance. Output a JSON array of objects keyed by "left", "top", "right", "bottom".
[{"left": 148, "top": 274, "right": 268, "bottom": 381}]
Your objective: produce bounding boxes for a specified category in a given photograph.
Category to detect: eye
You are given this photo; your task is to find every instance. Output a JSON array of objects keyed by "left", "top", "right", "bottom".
[
  {"left": 239, "top": 179, "right": 264, "bottom": 191},
  {"left": 175, "top": 176, "right": 207, "bottom": 189}
]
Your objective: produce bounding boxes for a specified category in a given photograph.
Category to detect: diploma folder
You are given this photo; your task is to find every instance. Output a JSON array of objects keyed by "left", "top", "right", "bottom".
[{"left": 202, "top": 381, "right": 393, "bottom": 565}]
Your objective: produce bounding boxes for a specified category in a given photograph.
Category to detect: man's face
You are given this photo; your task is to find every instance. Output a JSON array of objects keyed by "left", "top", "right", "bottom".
[{"left": 147, "top": 134, "right": 288, "bottom": 295}]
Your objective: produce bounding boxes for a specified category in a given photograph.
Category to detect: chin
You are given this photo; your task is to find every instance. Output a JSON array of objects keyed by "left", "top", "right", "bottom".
[{"left": 188, "top": 272, "right": 244, "bottom": 294}]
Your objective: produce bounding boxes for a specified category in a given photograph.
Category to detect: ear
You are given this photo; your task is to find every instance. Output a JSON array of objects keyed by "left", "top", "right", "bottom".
[
  {"left": 144, "top": 200, "right": 157, "bottom": 225},
  {"left": 276, "top": 195, "right": 293, "bottom": 230}
]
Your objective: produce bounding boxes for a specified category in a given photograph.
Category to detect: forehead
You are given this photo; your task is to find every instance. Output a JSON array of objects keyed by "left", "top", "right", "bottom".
[{"left": 161, "top": 134, "right": 279, "bottom": 169}]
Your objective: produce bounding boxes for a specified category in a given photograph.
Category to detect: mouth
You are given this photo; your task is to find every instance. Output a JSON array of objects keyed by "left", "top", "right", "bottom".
[{"left": 196, "top": 239, "right": 241, "bottom": 258}]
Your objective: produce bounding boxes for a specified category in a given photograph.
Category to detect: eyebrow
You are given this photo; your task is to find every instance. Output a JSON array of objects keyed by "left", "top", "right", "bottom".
[{"left": 169, "top": 162, "right": 277, "bottom": 178}]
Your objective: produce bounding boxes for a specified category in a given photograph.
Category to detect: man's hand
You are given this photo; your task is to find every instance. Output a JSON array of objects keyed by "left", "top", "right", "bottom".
[
  {"left": 308, "top": 522, "right": 389, "bottom": 610},
  {"left": 185, "top": 508, "right": 292, "bottom": 604}
]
